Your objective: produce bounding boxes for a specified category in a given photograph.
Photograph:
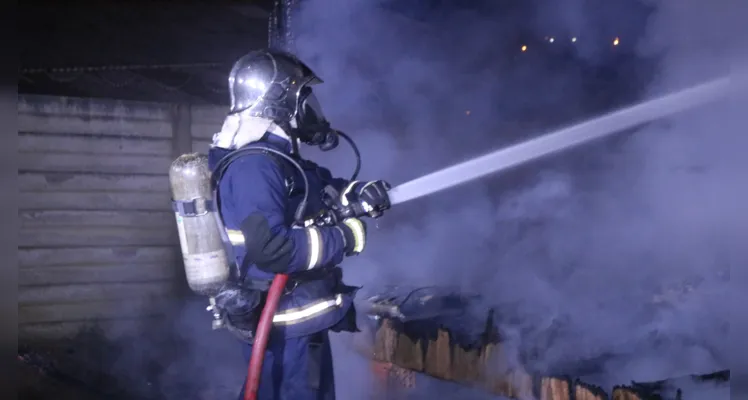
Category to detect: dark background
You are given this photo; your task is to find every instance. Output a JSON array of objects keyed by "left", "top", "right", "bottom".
[{"left": 19, "top": 0, "right": 654, "bottom": 110}]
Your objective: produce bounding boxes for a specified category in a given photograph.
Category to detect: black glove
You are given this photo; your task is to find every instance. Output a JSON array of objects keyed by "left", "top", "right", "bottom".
[
  {"left": 339, "top": 180, "right": 391, "bottom": 219},
  {"left": 316, "top": 181, "right": 390, "bottom": 253},
  {"left": 318, "top": 181, "right": 391, "bottom": 224}
]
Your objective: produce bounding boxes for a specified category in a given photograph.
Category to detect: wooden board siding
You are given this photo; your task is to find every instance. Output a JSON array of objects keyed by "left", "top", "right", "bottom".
[{"left": 17, "top": 95, "right": 227, "bottom": 342}]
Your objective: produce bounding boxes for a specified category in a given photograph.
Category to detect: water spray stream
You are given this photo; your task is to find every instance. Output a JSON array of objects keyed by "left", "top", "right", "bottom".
[{"left": 388, "top": 73, "right": 747, "bottom": 206}]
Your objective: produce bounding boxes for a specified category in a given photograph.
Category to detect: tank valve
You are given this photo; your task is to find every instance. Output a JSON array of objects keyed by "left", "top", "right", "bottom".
[{"left": 207, "top": 297, "right": 225, "bottom": 329}]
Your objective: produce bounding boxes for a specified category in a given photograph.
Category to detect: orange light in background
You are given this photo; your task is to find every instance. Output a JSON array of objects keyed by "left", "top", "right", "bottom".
[
  {"left": 521, "top": 45, "right": 527, "bottom": 52},
  {"left": 613, "top": 37, "right": 620, "bottom": 46}
]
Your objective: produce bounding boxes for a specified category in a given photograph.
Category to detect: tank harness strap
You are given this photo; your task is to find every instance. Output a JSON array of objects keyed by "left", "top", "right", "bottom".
[{"left": 171, "top": 198, "right": 216, "bottom": 217}]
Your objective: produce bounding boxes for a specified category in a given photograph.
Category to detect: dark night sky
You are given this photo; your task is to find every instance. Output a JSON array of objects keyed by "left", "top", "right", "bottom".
[
  {"left": 18, "top": 2, "right": 273, "bottom": 103},
  {"left": 18, "top": 0, "right": 652, "bottom": 105}
]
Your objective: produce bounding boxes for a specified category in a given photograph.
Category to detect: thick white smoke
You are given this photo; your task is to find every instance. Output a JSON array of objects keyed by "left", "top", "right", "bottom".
[
  {"left": 98, "top": 1, "right": 741, "bottom": 398},
  {"left": 629, "top": 0, "right": 746, "bottom": 391},
  {"left": 294, "top": 0, "right": 742, "bottom": 397}
]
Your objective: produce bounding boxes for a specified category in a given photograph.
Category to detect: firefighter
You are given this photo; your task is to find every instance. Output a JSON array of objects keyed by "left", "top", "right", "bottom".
[{"left": 208, "top": 49, "right": 391, "bottom": 400}]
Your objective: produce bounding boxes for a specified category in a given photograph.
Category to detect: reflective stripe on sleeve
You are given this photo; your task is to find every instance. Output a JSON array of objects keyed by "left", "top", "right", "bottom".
[
  {"left": 305, "top": 226, "right": 323, "bottom": 269},
  {"left": 343, "top": 218, "right": 366, "bottom": 253},
  {"left": 272, "top": 294, "right": 344, "bottom": 325},
  {"left": 227, "top": 227, "right": 321, "bottom": 269},
  {"left": 340, "top": 180, "right": 360, "bottom": 207},
  {"left": 226, "top": 229, "right": 245, "bottom": 246}
]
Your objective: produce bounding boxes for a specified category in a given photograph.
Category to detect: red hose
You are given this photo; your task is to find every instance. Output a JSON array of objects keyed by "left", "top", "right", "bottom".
[{"left": 244, "top": 273, "right": 288, "bottom": 400}]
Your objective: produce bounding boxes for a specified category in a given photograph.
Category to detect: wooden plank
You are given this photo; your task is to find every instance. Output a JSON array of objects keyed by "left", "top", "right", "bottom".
[
  {"left": 18, "top": 94, "right": 172, "bottom": 120},
  {"left": 192, "top": 139, "right": 211, "bottom": 154},
  {"left": 18, "top": 133, "right": 172, "bottom": 156},
  {"left": 19, "top": 246, "right": 176, "bottom": 268},
  {"left": 191, "top": 105, "right": 226, "bottom": 125},
  {"left": 18, "top": 113, "right": 173, "bottom": 138},
  {"left": 19, "top": 226, "right": 177, "bottom": 247},
  {"left": 19, "top": 191, "right": 171, "bottom": 211},
  {"left": 19, "top": 263, "right": 179, "bottom": 286},
  {"left": 19, "top": 172, "right": 168, "bottom": 192},
  {"left": 19, "top": 210, "right": 174, "bottom": 228},
  {"left": 394, "top": 332, "right": 424, "bottom": 372},
  {"left": 19, "top": 281, "right": 178, "bottom": 304},
  {"left": 611, "top": 388, "right": 644, "bottom": 400},
  {"left": 424, "top": 330, "right": 453, "bottom": 380},
  {"left": 19, "top": 153, "right": 172, "bottom": 174},
  {"left": 374, "top": 319, "right": 398, "bottom": 362},
  {"left": 541, "top": 377, "right": 571, "bottom": 400},
  {"left": 191, "top": 120, "right": 220, "bottom": 140},
  {"left": 20, "top": 299, "right": 176, "bottom": 324},
  {"left": 573, "top": 383, "right": 606, "bottom": 400},
  {"left": 171, "top": 104, "right": 193, "bottom": 157}
]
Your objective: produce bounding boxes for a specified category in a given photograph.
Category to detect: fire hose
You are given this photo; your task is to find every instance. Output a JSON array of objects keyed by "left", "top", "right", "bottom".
[
  {"left": 244, "top": 274, "right": 288, "bottom": 400},
  {"left": 242, "top": 70, "right": 746, "bottom": 400}
]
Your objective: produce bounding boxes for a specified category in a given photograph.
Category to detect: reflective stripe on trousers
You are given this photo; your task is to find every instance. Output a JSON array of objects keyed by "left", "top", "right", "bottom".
[{"left": 272, "top": 293, "right": 343, "bottom": 325}]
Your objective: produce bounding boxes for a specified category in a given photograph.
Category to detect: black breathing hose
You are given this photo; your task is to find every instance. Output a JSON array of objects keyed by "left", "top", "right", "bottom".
[
  {"left": 334, "top": 130, "right": 361, "bottom": 181},
  {"left": 255, "top": 148, "right": 310, "bottom": 224},
  {"left": 212, "top": 146, "right": 310, "bottom": 225}
]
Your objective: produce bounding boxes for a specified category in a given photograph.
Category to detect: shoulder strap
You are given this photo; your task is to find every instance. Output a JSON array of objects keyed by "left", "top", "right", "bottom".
[
  {"left": 210, "top": 145, "right": 294, "bottom": 193},
  {"left": 210, "top": 145, "right": 296, "bottom": 285}
]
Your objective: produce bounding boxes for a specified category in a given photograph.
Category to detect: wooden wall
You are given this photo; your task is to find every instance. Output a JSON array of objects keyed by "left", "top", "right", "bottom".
[{"left": 18, "top": 95, "right": 225, "bottom": 342}]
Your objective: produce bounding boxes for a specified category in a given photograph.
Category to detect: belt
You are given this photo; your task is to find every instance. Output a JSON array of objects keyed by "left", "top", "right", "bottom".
[{"left": 242, "top": 267, "right": 341, "bottom": 293}]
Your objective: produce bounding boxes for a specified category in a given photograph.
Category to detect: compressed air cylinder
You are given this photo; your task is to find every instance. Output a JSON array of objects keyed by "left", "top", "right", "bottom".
[{"left": 168, "top": 153, "right": 230, "bottom": 296}]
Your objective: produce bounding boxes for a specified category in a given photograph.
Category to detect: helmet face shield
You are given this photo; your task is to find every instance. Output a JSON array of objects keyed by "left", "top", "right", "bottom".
[
  {"left": 297, "top": 87, "right": 327, "bottom": 128},
  {"left": 292, "top": 86, "right": 338, "bottom": 147}
]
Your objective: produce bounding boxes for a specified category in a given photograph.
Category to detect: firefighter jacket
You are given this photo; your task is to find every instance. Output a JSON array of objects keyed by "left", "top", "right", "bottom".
[{"left": 208, "top": 133, "right": 358, "bottom": 339}]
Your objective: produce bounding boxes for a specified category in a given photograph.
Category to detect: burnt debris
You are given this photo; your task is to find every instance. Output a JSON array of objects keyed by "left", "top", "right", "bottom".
[{"left": 362, "top": 286, "right": 729, "bottom": 400}]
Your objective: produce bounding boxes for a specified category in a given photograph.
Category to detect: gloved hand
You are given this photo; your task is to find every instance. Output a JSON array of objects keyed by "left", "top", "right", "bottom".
[
  {"left": 317, "top": 180, "right": 390, "bottom": 229},
  {"left": 337, "top": 217, "right": 367, "bottom": 256},
  {"left": 340, "top": 180, "right": 392, "bottom": 219}
]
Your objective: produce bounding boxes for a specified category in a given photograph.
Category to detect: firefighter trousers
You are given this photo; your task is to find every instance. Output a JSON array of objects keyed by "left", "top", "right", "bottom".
[{"left": 237, "top": 330, "right": 335, "bottom": 400}]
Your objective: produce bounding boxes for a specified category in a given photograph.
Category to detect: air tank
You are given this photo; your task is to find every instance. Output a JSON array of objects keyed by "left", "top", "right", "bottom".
[{"left": 168, "top": 153, "right": 230, "bottom": 296}]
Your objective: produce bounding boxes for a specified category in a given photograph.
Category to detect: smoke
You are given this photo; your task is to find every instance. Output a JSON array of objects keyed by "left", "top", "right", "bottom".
[
  {"left": 628, "top": 0, "right": 746, "bottom": 388},
  {"left": 293, "top": 0, "right": 743, "bottom": 397},
  {"left": 62, "top": 1, "right": 741, "bottom": 398}
]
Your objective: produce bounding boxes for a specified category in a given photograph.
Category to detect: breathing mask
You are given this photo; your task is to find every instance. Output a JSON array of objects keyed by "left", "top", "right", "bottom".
[{"left": 293, "top": 87, "right": 340, "bottom": 151}]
